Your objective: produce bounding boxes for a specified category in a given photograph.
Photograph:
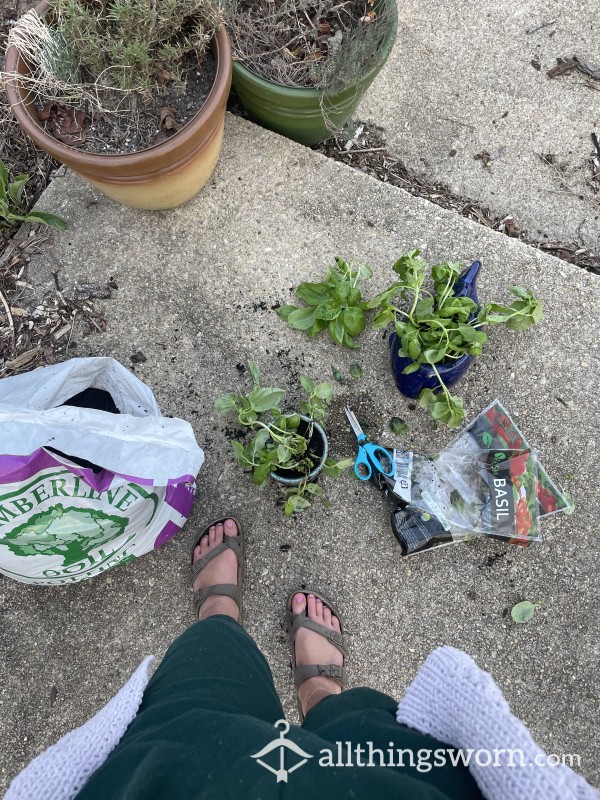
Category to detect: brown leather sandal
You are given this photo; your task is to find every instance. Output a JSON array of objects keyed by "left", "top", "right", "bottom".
[
  {"left": 286, "top": 589, "right": 347, "bottom": 721},
  {"left": 190, "top": 517, "right": 244, "bottom": 623}
]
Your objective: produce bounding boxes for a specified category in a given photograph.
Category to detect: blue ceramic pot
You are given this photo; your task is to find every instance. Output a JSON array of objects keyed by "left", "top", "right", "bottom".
[
  {"left": 389, "top": 337, "right": 474, "bottom": 399},
  {"left": 388, "top": 260, "right": 481, "bottom": 400}
]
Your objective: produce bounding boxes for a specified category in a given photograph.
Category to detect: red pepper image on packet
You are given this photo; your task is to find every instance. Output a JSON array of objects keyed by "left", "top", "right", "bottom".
[{"left": 449, "top": 399, "right": 573, "bottom": 519}]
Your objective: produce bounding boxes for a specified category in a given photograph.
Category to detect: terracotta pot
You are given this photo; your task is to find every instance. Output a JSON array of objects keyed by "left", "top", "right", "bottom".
[{"left": 4, "top": 1, "right": 232, "bottom": 210}]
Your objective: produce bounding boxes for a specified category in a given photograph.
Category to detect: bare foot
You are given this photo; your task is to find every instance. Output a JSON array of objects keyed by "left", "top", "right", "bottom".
[
  {"left": 292, "top": 593, "right": 344, "bottom": 717},
  {"left": 192, "top": 519, "right": 240, "bottom": 621}
]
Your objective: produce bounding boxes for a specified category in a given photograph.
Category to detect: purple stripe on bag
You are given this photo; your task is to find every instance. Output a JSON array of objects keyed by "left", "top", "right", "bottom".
[
  {"left": 0, "top": 449, "right": 116, "bottom": 491},
  {"left": 165, "top": 480, "right": 196, "bottom": 517},
  {"left": 0, "top": 450, "right": 58, "bottom": 481},
  {"left": 154, "top": 520, "right": 180, "bottom": 548}
]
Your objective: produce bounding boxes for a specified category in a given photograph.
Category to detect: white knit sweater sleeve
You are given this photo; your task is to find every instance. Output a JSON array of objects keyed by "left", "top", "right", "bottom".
[
  {"left": 396, "top": 646, "right": 599, "bottom": 800},
  {"left": 4, "top": 656, "right": 154, "bottom": 800}
]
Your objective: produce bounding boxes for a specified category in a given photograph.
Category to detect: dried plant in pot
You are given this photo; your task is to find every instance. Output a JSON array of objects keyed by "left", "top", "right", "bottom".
[
  {"left": 3, "top": 0, "right": 232, "bottom": 209},
  {"left": 222, "top": 0, "right": 397, "bottom": 145}
]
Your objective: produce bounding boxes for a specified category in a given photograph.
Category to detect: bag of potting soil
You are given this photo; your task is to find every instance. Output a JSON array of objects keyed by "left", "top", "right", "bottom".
[{"left": 0, "top": 357, "right": 204, "bottom": 585}]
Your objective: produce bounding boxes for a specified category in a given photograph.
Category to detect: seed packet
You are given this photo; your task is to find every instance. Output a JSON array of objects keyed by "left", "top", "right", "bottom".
[
  {"left": 397, "top": 448, "right": 542, "bottom": 544},
  {"left": 449, "top": 399, "right": 573, "bottom": 517}
]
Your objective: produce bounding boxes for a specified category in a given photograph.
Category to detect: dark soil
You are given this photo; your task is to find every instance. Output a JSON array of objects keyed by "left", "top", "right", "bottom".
[{"left": 40, "top": 52, "right": 218, "bottom": 155}]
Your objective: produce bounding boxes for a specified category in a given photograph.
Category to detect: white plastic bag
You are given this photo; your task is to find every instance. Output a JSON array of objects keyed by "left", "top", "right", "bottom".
[{"left": 0, "top": 358, "right": 204, "bottom": 585}]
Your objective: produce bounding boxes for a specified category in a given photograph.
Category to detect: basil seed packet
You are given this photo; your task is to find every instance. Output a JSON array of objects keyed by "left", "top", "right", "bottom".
[{"left": 449, "top": 399, "right": 573, "bottom": 517}]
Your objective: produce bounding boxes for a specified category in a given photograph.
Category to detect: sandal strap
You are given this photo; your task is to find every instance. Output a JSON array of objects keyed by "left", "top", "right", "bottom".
[
  {"left": 189, "top": 536, "right": 242, "bottom": 585},
  {"left": 193, "top": 583, "right": 242, "bottom": 616},
  {"left": 294, "top": 663, "right": 347, "bottom": 689},
  {"left": 288, "top": 615, "right": 347, "bottom": 657}
]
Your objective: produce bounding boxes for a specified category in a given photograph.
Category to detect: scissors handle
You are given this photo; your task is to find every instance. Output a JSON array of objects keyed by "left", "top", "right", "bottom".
[
  {"left": 364, "top": 443, "right": 395, "bottom": 478},
  {"left": 353, "top": 444, "right": 395, "bottom": 481},
  {"left": 354, "top": 446, "right": 374, "bottom": 481}
]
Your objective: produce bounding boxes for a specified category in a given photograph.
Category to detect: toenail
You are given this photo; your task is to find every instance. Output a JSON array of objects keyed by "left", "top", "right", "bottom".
[
  {"left": 316, "top": 598, "right": 322, "bottom": 603},
  {"left": 225, "top": 519, "right": 234, "bottom": 528},
  {"left": 308, "top": 593, "right": 314, "bottom": 598},
  {"left": 294, "top": 595, "right": 303, "bottom": 603}
]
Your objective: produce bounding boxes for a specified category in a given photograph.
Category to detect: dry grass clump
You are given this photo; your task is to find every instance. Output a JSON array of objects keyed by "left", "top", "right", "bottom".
[
  {"left": 223, "top": 0, "right": 395, "bottom": 93},
  {"left": 4, "top": 0, "right": 220, "bottom": 116}
]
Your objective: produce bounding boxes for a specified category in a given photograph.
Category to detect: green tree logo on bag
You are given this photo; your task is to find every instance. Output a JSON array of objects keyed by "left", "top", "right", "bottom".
[{"left": 0, "top": 505, "right": 128, "bottom": 567}]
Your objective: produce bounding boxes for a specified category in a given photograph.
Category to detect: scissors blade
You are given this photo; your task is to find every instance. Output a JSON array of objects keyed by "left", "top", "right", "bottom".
[{"left": 345, "top": 406, "right": 364, "bottom": 440}]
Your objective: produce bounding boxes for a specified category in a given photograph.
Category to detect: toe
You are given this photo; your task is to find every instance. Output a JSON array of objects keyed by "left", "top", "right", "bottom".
[
  {"left": 322, "top": 604, "right": 332, "bottom": 627},
  {"left": 314, "top": 597, "right": 324, "bottom": 622},
  {"left": 209, "top": 525, "right": 216, "bottom": 545},
  {"left": 214, "top": 522, "right": 224, "bottom": 546},
  {"left": 224, "top": 518, "right": 238, "bottom": 537},
  {"left": 307, "top": 593, "right": 317, "bottom": 620},
  {"left": 199, "top": 535, "right": 209, "bottom": 556},
  {"left": 293, "top": 592, "right": 307, "bottom": 615},
  {"left": 331, "top": 615, "right": 341, "bottom": 633}
]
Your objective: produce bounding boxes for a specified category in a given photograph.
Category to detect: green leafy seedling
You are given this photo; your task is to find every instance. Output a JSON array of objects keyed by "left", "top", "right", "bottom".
[
  {"left": 278, "top": 256, "right": 371, "bottom": 348},
  {"left": 216, "top": 362, "right": 351, "bottom": 516},
  {"left": 389, "top": 417, "right": 407, "bottom": 437},
  {"left": 511, "top": 600, "right": 536, "bottom": 624},
  {"left": 0, "top": 160, "right": 67, "bottom": 230},
  {"left": 349, "top": 363, "right": 363, "bottom": 380}
]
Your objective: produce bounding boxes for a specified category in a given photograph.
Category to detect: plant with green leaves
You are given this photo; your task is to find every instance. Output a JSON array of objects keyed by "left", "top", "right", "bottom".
[
  {"left": 277, "top": 257, "right": 372, "bottom": 348},
  {"left": 0, "top": 160, "right": 67, "bottom": 230},
  {"left": 367, "top": 250, "right": 542, "bottom": 428},
  {"left": 215, "top": 362, "right": 353, "bottom": 516}
]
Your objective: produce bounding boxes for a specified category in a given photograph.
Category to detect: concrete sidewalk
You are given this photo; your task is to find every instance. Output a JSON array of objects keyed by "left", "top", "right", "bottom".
[
  {"left": 1, "top": 114, "right": 598, "bottom": 792},
  {"left": 359, "top": 0, "right": 600, "bottom": 252}
]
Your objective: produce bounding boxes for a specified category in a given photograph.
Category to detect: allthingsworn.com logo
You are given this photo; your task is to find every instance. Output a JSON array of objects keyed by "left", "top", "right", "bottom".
[{"left": 250, "top": 720, "right": 582, "bottom": 784}]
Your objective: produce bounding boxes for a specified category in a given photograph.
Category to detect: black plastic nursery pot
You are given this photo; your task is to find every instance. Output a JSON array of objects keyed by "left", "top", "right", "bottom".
[{"left": 270, "top": 416, "right": 328, "bottom": 485}]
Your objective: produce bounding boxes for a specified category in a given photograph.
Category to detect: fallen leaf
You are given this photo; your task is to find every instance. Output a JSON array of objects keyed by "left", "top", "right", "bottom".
[
  {"left": 331, "top": 366, "right": 345, "bottom": 384},
  {"left": 38, "top": 103, "right": 86, "bottom": 146},
  {"left": 155, "top": 60, "right": 171, "bottom": 85},
  {"left": 130, "top": 351, "right": 147, "bottom": 364},
  {"left": 511, "top": 600, "right": 536, "bottom": 623},
  {"left": 547, "top": 57, "right": 578, "bottom": 78},
  {"left": 159, "top": 107, "right": 180, "bottom": 132},
  {"left": 389, "top": 417, "right": 408, "bottom": 437},
  {"left": 547, "top": 55, "right": 600, "bottom": 81},
  {"left": 6, "top": 348, "right": 40, "bottom": 369}
]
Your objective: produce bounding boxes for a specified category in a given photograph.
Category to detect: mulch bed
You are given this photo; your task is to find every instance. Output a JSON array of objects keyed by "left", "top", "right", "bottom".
[{"left": 313, "top": 124, "right": 600, "bottom": 276}]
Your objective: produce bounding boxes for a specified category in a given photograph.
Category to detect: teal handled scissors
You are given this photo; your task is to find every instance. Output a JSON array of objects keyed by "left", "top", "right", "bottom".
[{"left": 345, "top": 406, "right": 395, "bottom": 481}]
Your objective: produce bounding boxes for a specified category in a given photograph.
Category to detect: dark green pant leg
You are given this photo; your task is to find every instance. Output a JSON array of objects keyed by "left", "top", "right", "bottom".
[
  {"left": 128, "top": 616, "right": 285, "bottom": 722},
  {"left": 76, "top": 617, "right": 285, "bottom": 800},
  {"left": 301, "top": 687, "right": 484, "bottom": 800}
]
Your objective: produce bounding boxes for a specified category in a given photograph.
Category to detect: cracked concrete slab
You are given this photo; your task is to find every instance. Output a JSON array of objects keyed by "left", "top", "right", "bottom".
[
  {"left": 358, "top": 0, "right": 600, "bottom": 252},
  {"left": 0, "top": 114, "right": 599, "bottom": 792}
]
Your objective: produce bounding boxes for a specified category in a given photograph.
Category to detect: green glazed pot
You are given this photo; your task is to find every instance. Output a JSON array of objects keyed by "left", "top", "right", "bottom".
[{"left": 231, "top": 3, "right": 398, "bottom": 146}]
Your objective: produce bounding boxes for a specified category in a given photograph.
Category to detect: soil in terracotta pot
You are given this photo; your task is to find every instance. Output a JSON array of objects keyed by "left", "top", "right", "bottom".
[{"left": 35, "top": 51, "right": 217, "bottom": 155}]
